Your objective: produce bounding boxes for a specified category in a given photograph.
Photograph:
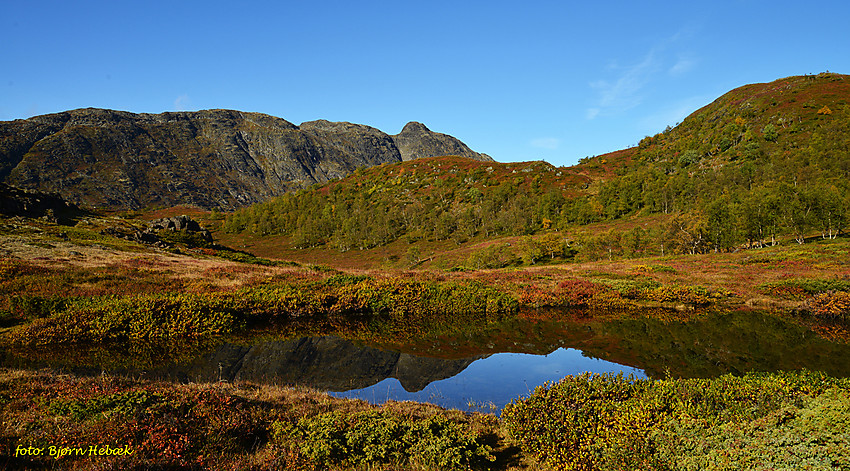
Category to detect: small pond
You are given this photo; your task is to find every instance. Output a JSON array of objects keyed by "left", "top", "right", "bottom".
[{"left": 4, "top": 309, "right": 850, "bottom": 413}]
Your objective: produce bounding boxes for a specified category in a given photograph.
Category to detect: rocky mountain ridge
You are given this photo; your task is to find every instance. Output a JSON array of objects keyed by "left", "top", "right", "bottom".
[{"left": 0, "top": 108, "right": 491, "bottom": 211}]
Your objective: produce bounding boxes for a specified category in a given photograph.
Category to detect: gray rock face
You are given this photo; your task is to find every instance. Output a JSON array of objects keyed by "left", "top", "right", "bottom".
[
  {"left": 100, "top": 215, "right": 213, "bottom": 248},
  {"left": 393, "top": 121, "right": 492, "bottom": 162},
  {"left": 0, "top": 182, "right": 82, "bottom": 224},
  {"left": 147, "top": 215, "right": 204, "bottom": 233},
  {"left": 0, "top": 109, "right": 492, "bottom": 211}
]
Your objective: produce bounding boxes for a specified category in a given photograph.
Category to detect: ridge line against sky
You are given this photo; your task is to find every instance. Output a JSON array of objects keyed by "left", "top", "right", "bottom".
[{"left": 2, "top": 0, "right": 848, "bottom": 167}]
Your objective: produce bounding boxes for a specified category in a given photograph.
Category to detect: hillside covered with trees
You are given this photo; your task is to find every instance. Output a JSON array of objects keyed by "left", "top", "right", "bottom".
[{"left": 222, "top": 73, "right": 850, "bottom": 264}]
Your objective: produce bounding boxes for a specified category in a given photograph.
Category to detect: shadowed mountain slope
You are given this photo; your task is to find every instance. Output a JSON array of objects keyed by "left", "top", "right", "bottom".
[{"left": 0, "top": 108, "right": 491, "bottom": 211}]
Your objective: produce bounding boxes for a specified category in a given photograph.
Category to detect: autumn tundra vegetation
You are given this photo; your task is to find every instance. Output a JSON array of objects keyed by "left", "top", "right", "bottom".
[{"left": 2, "top": 73, "right": 850, "bottom": 469}]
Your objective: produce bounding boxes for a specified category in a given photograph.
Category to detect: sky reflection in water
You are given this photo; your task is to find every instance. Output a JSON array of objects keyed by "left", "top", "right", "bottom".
[{"left": 329, "top": 348, "right": 646, "bottom": 413}]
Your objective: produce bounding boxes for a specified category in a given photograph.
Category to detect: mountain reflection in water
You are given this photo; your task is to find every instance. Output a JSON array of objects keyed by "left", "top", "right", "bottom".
[
  {"left": 329, "top": 347, "right": 646, "bottom": 412},
  {"left": 152, "top": 336, "right": 481, "bottom": 392},
  {"left": 144, "top": 336, "right": 644, "bottom": 411},
  {"left": 5, "top": 310, "right": 850, "bottom": 412}
]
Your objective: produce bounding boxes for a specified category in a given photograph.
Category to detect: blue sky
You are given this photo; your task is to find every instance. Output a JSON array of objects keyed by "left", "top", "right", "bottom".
[{"left": 2, "top": 1, "right": 848, "bottom": 167}]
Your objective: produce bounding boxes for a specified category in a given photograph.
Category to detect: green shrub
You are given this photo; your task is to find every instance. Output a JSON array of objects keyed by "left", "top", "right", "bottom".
[
  {"left": 156, "top": 229, "right": 212, "bottom": 248},
  {"left": 214, "top": 249, "right": 292, "bottom": 266},
  {"left": 502, "top": 371, "right": 850, "bottom": 470},
  {"left": 10, "top": 277, "right": 519, "bottom": 346},
  {"left": 272, "top": 409, "right": 494, "bottom": 469},
  {"left": 662, "top": 387, "right": 850, "bottom": 470},
  {"left": 49, "top": 389, "right": 165, "bottom": 421},
  {"left": 760, "top": 278, "right": 850, "bottom": 299},
  {"left": 9, "top": 295, "right": 68, "bottom": 319},
  {"left": 645, "top": 284, "right": 711, "bottom": 305},
  {"left": 9, "top": 293, "right": 241, "bottom": 345},
  {"left": 503, "top": 373, "right": 666, "bottom": 470},
  {"left": 320, "top": 274, "right": 371, "bottom": 287},
  {"left": 596, "top": 277, "right": 662, "bottom": 298}
]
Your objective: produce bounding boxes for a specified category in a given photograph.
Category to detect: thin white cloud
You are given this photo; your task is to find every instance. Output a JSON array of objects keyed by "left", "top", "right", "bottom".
[
  {"left": 587, "top": 31, "right": 699, "bottom": 120},
  {"left": 587, "top": 50, "right": 658, "bottom": 117},
  {"left": 669, "top": 57, "right": 696, "bottom": 76},
  {"left": 530, "top": 137, "right": 560, "bottom": 150},
  {"left": 174, "top": 94, "right": 191, "bottom": 111}
]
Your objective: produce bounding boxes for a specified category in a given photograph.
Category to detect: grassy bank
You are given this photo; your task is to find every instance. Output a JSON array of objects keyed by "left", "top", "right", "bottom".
[
  {"left": 3, "top": 368, "right": 848, "bottom": 470},
  {"left": 5, "top": 271, "right": 518, "bottom": 347},
  {"left": 5, "top": 256, "right": 848, "bottom": 350}
]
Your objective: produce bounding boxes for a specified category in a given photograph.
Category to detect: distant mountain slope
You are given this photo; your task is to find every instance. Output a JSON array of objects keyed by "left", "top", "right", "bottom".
[{"left": 0, "top": 108, "right": 491, "bottom": 211}]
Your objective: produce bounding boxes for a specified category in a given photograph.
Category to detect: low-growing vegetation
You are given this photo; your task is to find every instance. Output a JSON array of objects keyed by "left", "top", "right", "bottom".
[
  {"left": 759, "top": 277, "right": 850, "bottom": 299},
  {"left": 502, "top": 370, "right": 850, "bottom": 470},
  {"left": 1, "top": 368, "right": 499, "bottom": 470},
  {"left": 7, "top": 275, "right": 518, "bottom": 347},
  {"left": 804, "top": 290, "right": 850, "bottom": 322},
  {"left": 271, "top": 409, "right": 496, "bottom": 469},
  {"left": 4, "top": 368, "right": 849, "bottom": 470}
]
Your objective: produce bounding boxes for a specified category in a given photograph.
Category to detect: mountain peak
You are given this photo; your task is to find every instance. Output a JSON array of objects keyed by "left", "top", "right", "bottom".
[
  {"left": 400, "top": 121, "right": 431, "bottom": 134},
  {"left": 393, "top": 122, "right": 492, "bottom": 162}
]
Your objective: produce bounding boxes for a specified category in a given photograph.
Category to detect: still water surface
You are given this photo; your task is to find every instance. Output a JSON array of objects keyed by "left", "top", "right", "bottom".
[
  {"left": 6, "top": 310, "right": 850, "bottom": 413},
  {"left": 328, "top": 347, "right": 645, "bottom": 412}
]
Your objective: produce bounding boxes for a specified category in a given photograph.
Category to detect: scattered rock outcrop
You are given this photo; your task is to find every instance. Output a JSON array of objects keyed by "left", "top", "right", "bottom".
[
  {"left": 0, "top": 109, "right": 492, "bottom": 211},
  {"left": 0, "top": 182, "right": 83, "bottom": 224},
  {"left": 146, "top": 215, "right": 212, "bottom": 242},
  {"left": 101, "top": 215, "right": 212, "bottom": 248}
]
